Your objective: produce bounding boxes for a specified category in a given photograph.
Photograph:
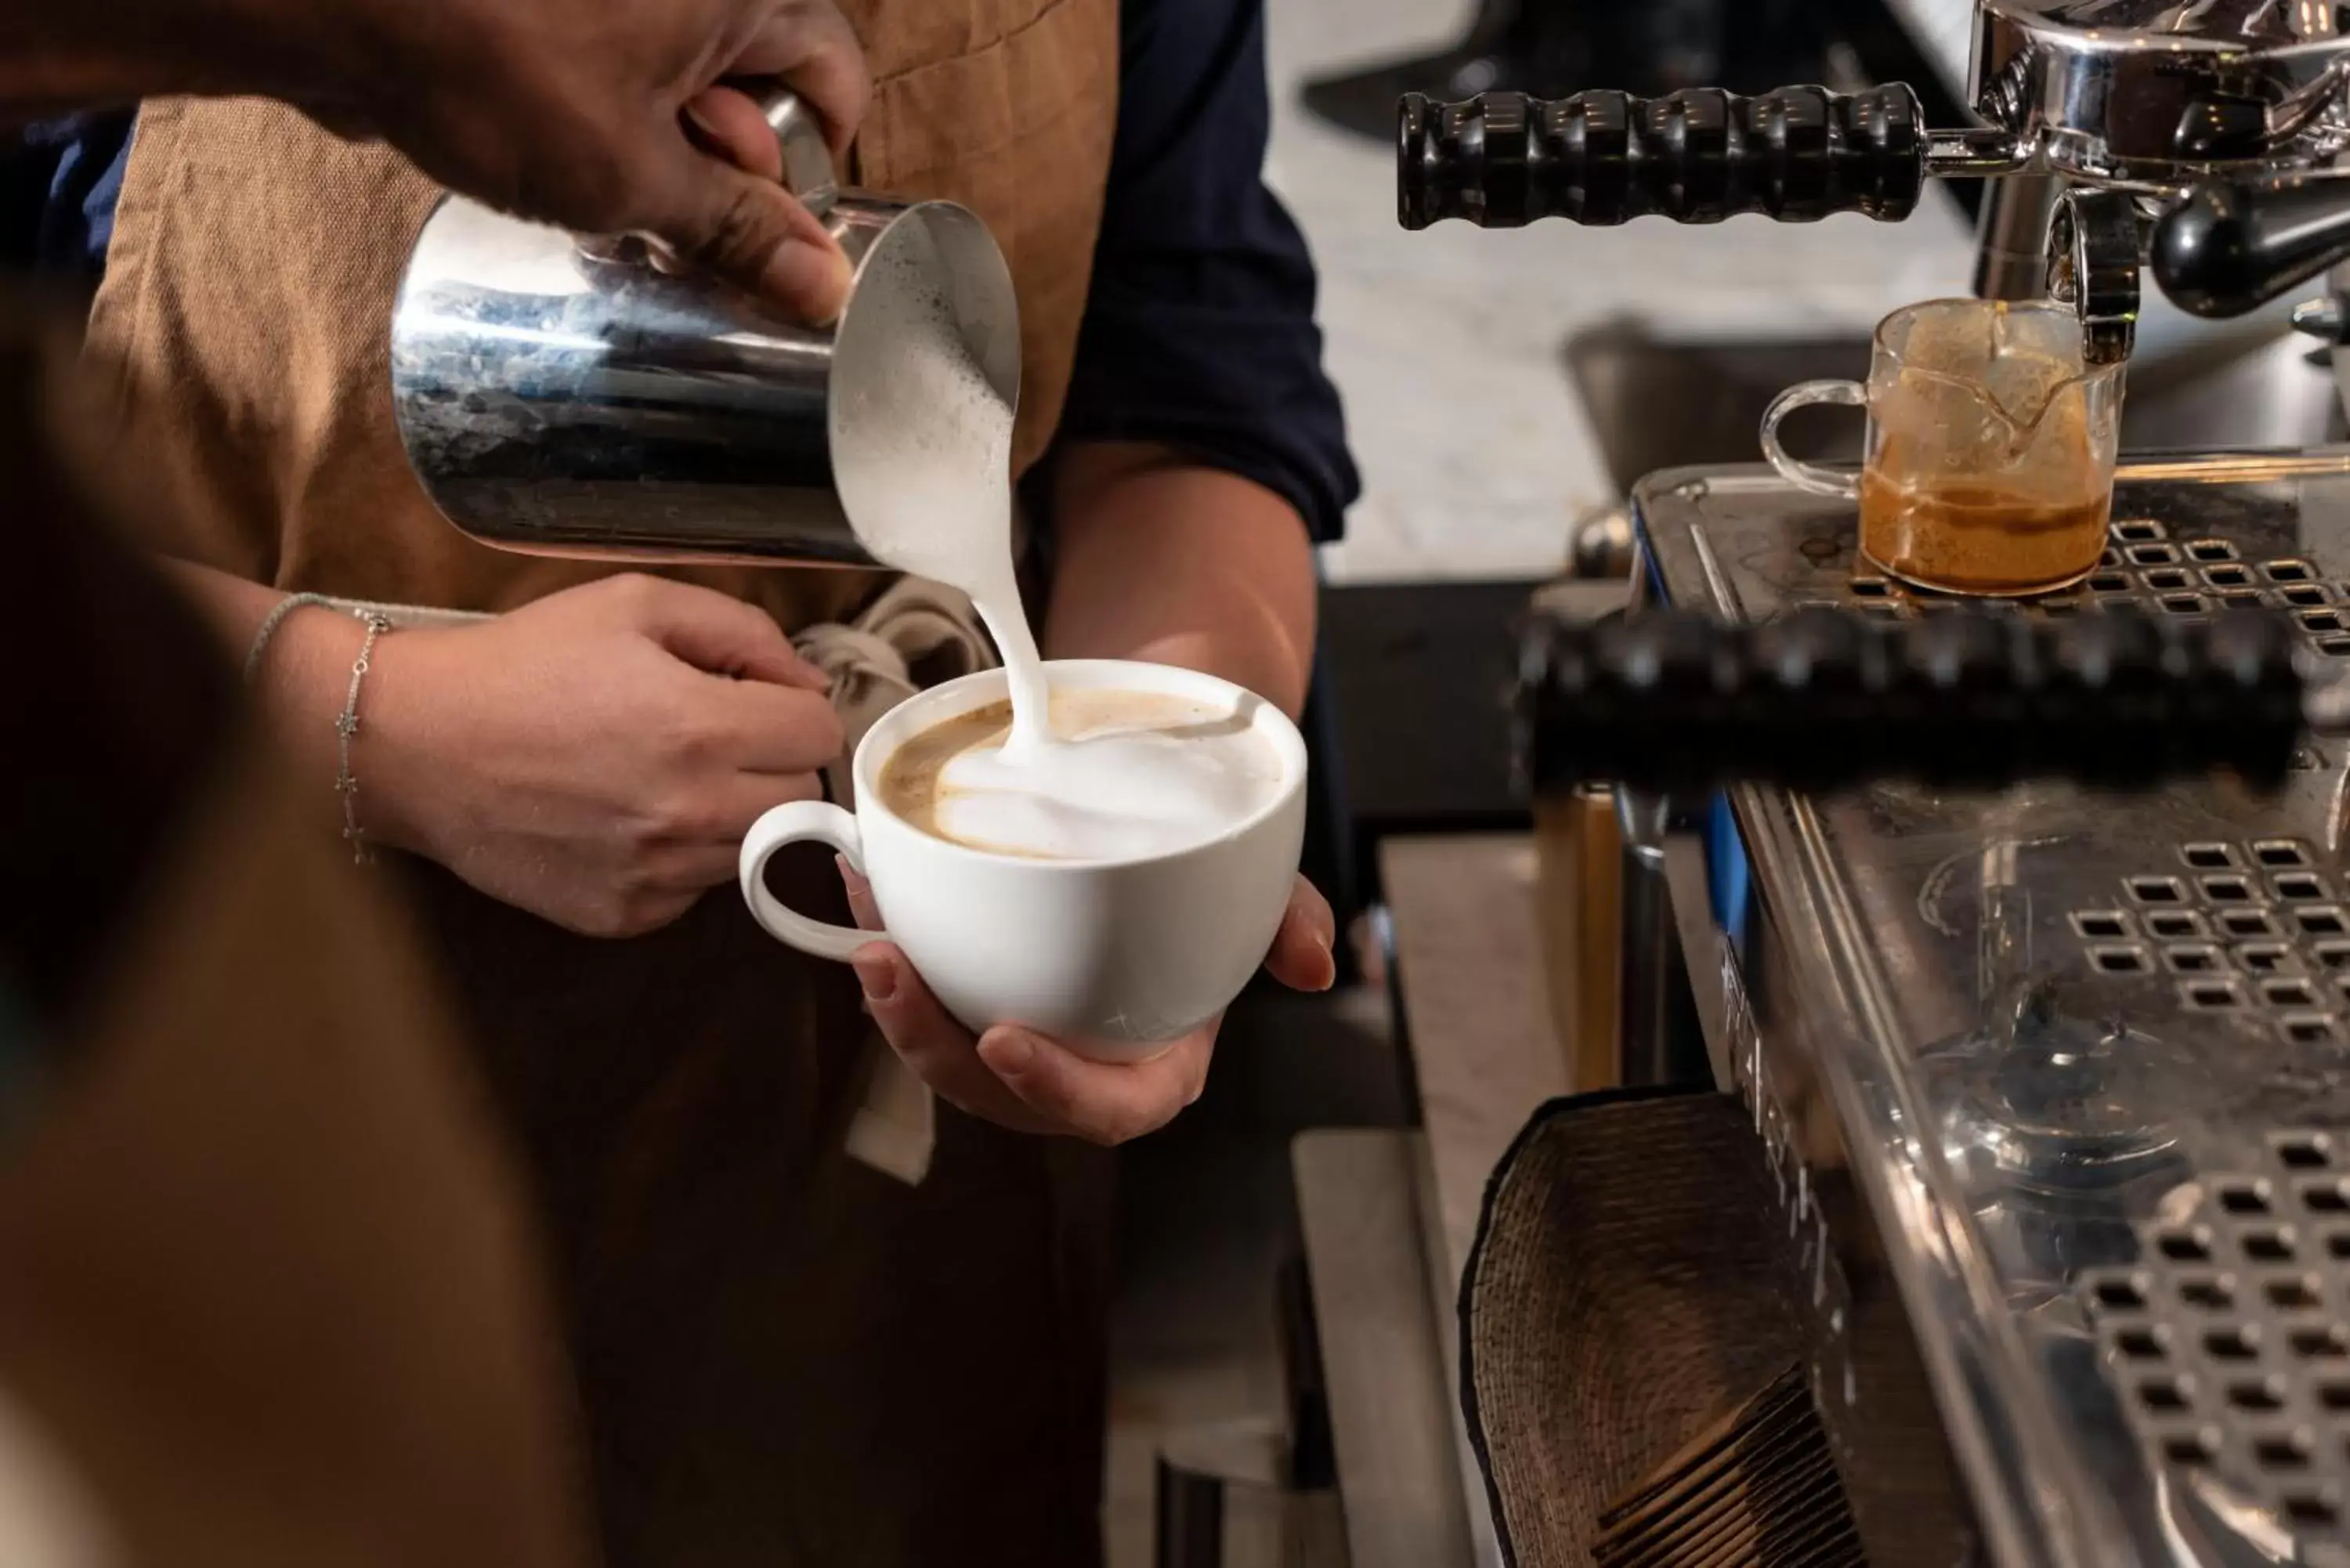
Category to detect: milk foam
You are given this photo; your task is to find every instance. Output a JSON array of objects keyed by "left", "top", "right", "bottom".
[{"left": 928, "top": 697, "right": 1286, "bottom": 862}]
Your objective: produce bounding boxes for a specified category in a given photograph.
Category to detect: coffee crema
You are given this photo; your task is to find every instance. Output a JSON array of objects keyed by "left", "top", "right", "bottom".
[
  {"left": 878, "top": 688, "right": 1286, "bottom": 862},
  {"left": 1859, "top": 470, "right": 2110, "bottom": 596}
]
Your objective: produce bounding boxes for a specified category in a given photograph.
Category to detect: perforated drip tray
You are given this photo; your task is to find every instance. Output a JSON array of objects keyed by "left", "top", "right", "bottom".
[
  {"left": 2078, "top": 837, "right": 2350, "bottom": 1038},
  {"left": 2064, "top": 818, "right": 2350, "bottom": 1540},
  {"left": 2084, "top": 1133, "right": 2350, "bottom": 1536},
  {"left": 1797, "top": 515, "right": 2350, "bottom": 663}
]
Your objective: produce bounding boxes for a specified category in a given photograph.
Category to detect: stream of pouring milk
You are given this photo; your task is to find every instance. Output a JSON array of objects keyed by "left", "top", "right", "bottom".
[
  {"left": 828, "top": 223, "right": 1282, "bottom": 860},
  {"left": 833, "top": 226, "right": 1050, "bottom": 754}
]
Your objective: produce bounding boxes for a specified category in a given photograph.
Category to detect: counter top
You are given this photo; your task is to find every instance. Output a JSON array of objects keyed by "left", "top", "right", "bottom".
[{"left": 1371, "top": 833, "right": 1579, "bottom": 1568}]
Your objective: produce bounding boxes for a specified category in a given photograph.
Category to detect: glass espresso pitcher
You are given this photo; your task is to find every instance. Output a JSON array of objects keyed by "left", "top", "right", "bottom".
[{"left": 1761, "top": 298, "right": 2124, "bottom": 597}]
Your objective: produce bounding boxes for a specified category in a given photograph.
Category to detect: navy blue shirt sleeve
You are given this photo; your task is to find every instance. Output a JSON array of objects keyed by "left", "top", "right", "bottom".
[
  {"left": 4, "top": 114, "right": 132, "bottom": 282},
  {"left": 1049, "top": 0, "right": 1359, "bottom": 544}
]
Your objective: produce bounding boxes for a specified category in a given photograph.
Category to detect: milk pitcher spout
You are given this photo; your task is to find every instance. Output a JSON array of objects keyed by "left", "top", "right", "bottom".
[{"left": 388, "top": 89, "right": 1021, "bottom": 569}]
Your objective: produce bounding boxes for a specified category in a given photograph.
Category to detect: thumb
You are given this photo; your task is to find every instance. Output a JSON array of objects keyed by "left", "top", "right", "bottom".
[
  {"left": 629, "top": 580, "right": 830, "bottom": 692},
  {"left": 1264, "top": 878, "right": 1338, "bottom": 993},
  {"left": 649, "top": 139, "right": 852, "bottom": 324}
]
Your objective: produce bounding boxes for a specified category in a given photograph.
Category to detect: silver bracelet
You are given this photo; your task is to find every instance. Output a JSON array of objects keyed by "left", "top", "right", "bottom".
[
  {"left": 334, "top": 614, "right": 395, "bottom": 865},
  {"left": 242, "top": 592, "right": 338, "bottom": 685}
]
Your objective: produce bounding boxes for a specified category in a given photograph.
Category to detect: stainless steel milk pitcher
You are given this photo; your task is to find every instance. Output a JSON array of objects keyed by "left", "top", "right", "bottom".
[{"left": 389, "top": 89, "right": 1021, "bottom": 568}]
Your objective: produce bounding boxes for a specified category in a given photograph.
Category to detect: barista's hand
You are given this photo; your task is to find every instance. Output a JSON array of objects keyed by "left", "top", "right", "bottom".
[
  {"left": 291, "top": 0, "right": 866, "bottom": 320},
  {"left": 842, "top": 873, "right": 1339, "bottom": 1144},
  {"left": 363, "top": 574, "right": 843, "bottom": 938}
]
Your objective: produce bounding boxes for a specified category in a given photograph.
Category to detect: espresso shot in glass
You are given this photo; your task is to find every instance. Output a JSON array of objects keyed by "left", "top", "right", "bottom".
[{"left": 1759, "top": 299, "right": 2122, "bottom": 597}]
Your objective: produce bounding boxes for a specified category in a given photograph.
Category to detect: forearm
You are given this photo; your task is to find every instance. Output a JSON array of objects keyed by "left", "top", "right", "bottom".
[{"left": 1041, "top": 443, "right": 1318, "bottom": 720}]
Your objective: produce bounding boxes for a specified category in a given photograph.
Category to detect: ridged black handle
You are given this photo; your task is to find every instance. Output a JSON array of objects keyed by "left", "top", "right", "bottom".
[
  {"left": 2152, "top": 175, "right": 2350, "bottom": 319},
  {"left": 1516, "top": 608, "right": 2303, "bottom": 796},
  {"left": 1397, "top": 84, "right": 1926, "bottom": 229}
]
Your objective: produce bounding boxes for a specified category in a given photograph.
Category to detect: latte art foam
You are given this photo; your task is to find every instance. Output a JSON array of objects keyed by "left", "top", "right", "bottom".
[{"left": 880, "top": 690, "right": 1286, "bottom": 862}]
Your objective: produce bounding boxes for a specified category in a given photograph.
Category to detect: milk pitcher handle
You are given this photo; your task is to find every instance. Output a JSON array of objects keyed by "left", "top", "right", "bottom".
[
  {"left": 577, "top": 85, "right": 842, "bottom": 266},
  {"left": 1759, "top": 380, "right": 1867, "bottom": 500},
  {"left": 754, "top": 86, "right": 841, "bottom": 221},
  {"left": 739, "top": 802, "right": 881, "bottom": 963}
]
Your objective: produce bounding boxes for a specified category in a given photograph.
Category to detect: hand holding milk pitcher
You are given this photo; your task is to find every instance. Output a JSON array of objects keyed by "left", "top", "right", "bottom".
[{"left": 387, "top": 85, "right": 1322, "bottom": 1130}]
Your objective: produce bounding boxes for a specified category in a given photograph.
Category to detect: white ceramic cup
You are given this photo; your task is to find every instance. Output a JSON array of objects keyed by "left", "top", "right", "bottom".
[{"left": 737, "top": 659, "right": 1309, "bottom": 1060}]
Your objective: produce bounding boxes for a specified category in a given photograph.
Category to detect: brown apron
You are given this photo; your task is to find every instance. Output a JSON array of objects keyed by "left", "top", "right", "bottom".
[{"left": 84, "top": 4, "right": 1123, "bottom": 1565}]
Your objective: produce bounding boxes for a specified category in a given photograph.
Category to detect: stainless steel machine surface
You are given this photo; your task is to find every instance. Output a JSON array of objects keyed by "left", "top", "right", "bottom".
[
  {"left": 1634, "top": 453, "right": 2350, "bottom": 1566},
  {"left": 1969, "top": 0, "right": 2350, "bottom": 187},
  {"left": 1396, "top": 5, "right": 2350, "bottom": 1560}
]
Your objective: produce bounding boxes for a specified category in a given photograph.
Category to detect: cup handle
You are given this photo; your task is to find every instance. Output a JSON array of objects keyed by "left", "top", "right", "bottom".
[
  {"left": 739, "top": 802, "right": 880, "bottom": 963},
  {"left": 1759, "top": 380, "right": 1867, "bottom": 500}
]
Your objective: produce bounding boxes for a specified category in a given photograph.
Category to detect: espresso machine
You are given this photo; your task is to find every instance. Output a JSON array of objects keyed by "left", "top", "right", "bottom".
[{"left": 1401, "top": 4, "right": 2350, "bottom": 1564}]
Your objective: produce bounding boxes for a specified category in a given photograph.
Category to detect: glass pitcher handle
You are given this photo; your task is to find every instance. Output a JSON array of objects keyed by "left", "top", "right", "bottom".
[{"left": 1759, "top": 380, "right": 1866, "bottom": 500}]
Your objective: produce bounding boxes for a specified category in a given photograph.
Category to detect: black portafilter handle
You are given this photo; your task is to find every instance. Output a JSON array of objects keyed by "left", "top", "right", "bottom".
[
  {"left": 2153, "top": 172, "right": 2350, "bottom": 319},
  {"left": 1397, "top": 84, "right": 1927, "bottom": 229},
  {"left": 1515, "top": 606, "right": 2305, "bottom": 797}
]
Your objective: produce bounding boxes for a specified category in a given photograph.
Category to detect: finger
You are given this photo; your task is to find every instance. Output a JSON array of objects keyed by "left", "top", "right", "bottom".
[
  {"left": 851, "top": 945, "right": 1055, "bottom": 1133},
  {"left": 683, "top": 85, "right": 786, "bottom": 184},
  {"left": 837, "top": 856, "right": 882, "bottom": 931},
  {"left": 975, "top": 1027, "right": 1215, "bottom": 1147},
  {"left": 627, "top": 578, "right": 830, "bottom": 689},
  {"left": 703, "top": 682, "right": 845, "bottom": 774},
  {"left": 638, "top": 150, "right": 852, "bottom": 322},
  {"left": 645, "top": 5, "right": 866, "bottom": 315},
  {"left": 730, "top": 2, "right": 873, "bottom": 156},
  {"left": 1262, "top": 877, "right": 1338, "bottom": 993}
]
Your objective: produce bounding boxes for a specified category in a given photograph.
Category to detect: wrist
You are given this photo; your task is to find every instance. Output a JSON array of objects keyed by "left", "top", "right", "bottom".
[
  {"left": 251, "top": 608, "right": 430, "bottom": 858},
  {"left": 335, "top": 620, "right": 447, "bottom": 862}
]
